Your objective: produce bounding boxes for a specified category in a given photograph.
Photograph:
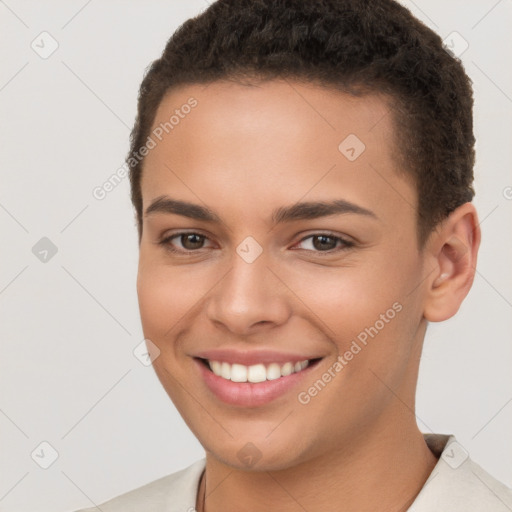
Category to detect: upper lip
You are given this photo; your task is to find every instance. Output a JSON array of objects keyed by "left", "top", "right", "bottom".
[{"left": 193, "top": 349, "right": 324, "bottom": 366}]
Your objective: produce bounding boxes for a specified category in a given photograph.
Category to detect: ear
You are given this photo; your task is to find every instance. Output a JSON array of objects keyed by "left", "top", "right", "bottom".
[{"left": 423, "top": 202, "right": 481, "bottom": 322}]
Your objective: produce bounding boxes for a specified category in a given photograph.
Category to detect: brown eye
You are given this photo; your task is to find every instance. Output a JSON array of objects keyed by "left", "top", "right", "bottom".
[
  {"left": 294, "top": 233, "right": 354, "bottom": 253},
  {"left": 180, "top": 233, "right": 206, "bottom": 250},
  {"left": 158, "top": 232, "right": 213, "bottom": 253},
  {"left": 311, "top": 235, "right": 338, "bottom": 251}
]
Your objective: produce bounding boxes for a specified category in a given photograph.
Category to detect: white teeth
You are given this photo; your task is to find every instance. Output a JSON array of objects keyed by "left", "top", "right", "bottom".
[
  {"left": 247, "top": 364, "right": 267, "bottom": 383},
  {"left": 210, "top": 361, "right": 222, "bottom": 376},
  {"left": 221, "top": 362, "right": 231, "bottom": 380},
  {"left": 207, "top": 359, "right": 311, "bottom": 382},
  {"left": 280, "top": 362, "right": 294, "bottom": 376},
  {"left": 230, "top": 363, "right": 247, "bottom": 382},
  {"left": 266, "top": 363, "right": 281, "bottom": 381}
]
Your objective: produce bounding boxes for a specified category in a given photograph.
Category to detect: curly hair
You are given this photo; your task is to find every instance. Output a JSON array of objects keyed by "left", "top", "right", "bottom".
[{"left": 128, "top": 0, "right": 475, "bottom": 247}]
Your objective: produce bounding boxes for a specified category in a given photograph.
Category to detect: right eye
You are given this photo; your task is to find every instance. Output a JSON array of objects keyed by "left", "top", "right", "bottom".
[{"left": 158, "top": 232, "right": 214, "bottom": 253}]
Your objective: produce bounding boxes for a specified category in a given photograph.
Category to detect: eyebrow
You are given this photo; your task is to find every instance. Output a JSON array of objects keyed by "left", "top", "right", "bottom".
[{"left": 144, "top": 195, "right": 378, "bottom": 224}]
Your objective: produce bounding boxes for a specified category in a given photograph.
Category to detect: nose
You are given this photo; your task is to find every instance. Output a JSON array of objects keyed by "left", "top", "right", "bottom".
[{"left": 205, "top": 255, "right": 292, "bottom": 336}]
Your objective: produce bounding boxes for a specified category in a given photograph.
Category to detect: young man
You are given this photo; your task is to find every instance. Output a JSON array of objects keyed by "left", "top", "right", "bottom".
[{"left": 75, "top": 0, "right": 511, "bottom": 510}]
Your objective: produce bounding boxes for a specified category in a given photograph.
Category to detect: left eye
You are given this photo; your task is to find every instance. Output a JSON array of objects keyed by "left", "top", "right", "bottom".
[{"left": 295, "top": 234, "right": 351, "bottom": 252}]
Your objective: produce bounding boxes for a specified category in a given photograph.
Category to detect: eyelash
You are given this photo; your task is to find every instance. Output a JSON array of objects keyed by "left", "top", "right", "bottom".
[{"left": 157, "top": 231, "right": 355, "bottom": 255}]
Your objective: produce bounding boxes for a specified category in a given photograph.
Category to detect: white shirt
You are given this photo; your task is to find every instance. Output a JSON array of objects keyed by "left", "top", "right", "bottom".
[{"left": 73, "top": 434, "right": 512, "bottom": 511}]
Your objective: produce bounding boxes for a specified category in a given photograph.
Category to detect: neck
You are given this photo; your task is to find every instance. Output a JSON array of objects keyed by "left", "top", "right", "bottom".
[{"left": 198, "top": 415, "right": 437, "bottom": 512}]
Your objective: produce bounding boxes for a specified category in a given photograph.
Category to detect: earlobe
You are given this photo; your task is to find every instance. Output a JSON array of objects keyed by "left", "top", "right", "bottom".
[{"left": 423, "top": 203, "right": 481, "bottom": 322}]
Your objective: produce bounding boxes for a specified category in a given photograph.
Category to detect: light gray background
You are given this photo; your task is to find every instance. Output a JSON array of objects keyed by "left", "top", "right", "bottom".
[{"left": 0, "top": 1, "right": 511, "bottom": 511}]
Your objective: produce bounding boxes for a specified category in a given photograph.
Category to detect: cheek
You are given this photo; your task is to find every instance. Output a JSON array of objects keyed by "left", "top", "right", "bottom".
[
  {"left": 285, "top": 261, "right": 404, "bottom": 339},
  {"left": 136, "top": 257, "right": 199, "bottom": 340},
  {"left": 284, "top": 252, "right": 422, "bottom": 374}
]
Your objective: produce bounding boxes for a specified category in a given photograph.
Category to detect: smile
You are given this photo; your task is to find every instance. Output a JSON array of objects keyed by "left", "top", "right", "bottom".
[
  {"left": 195, "top": 355, "right": 323, "bottom": 407},
  {"left": 204, "top": 359, "right": 311, "bottom": 383}
]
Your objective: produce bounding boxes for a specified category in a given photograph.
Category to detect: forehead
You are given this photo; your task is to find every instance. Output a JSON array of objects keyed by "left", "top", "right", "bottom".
[
  {"left": 149, "top": 79, "right": 395, "bottom": 156},
  {"left": 140, "top": 79, "right": 415, "bottom": 225}
]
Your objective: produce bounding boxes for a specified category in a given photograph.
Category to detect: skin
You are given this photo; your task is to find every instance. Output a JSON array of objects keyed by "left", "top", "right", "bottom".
[{"left": 136, "top": 79, "right": 480, "bottom": 512}]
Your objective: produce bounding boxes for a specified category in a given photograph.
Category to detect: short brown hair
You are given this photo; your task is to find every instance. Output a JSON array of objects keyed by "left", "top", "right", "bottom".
[{"left": 128, "top": 0, "right": 475, "bottom": 246}]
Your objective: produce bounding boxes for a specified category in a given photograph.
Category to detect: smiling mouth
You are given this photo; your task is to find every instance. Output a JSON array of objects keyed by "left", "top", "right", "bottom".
[{"left": 197, "top": 357, "right": 323, "bottom": 383}]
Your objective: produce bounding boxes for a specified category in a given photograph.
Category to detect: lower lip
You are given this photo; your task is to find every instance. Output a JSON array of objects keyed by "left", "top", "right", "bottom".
[{"left": 195, "top": 358, "right": 321, "bottom": 407}]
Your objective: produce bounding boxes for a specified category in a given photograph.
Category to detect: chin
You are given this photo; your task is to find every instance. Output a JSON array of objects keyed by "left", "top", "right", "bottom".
[
  {"left": 201, "top": 431, "right": 317, "bottom": 473},
  {"left": 209, "top": 448, "right": 302, "bottom": 473}
]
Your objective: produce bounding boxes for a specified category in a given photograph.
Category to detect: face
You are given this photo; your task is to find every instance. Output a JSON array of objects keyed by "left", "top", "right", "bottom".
[{"left": 137, "top": 80, "right": 431, "bottom": 471}]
